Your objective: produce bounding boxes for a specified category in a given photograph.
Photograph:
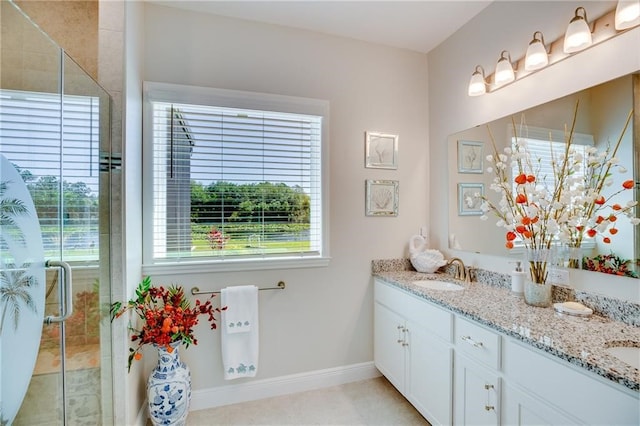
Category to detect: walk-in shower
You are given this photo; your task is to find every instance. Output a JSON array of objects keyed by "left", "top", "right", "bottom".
[{"left": 1, "top": 1, "right": 113, "bottom": 424}]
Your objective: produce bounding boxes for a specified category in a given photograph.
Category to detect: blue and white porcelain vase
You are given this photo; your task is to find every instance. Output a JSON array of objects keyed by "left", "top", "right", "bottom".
[{"left": 147, "top": 342, "right": 191, "bottom": 426}]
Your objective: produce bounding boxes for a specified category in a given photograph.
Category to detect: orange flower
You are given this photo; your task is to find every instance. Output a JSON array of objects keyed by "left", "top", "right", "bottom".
[
  {"left": 515, "top": 193, "right": 527, "bottom": 204},
  {"left": 594, "top": 195, "right": 605, "bottom": 205},
  {"left": 603, "top": 237, "right": 611, "bottom": 244},
  {"left": 167, "top": 345, "right": 175, "bottom": 353},
  {"left": 161, "top": 317, "right": 173, "bottom": 333},
  {"left": 609, "top": 228, "right": 618, "bottom": 235},
  {"left": 609, "top": 214, "right": 617, "bottom": 222},
  {"left": 531, "top": 216, "right": 539, "bottom": 224},
  {"left": 521, "top": 216, "right": 531, "bottom": 225},
  {"left": 612, "top": 204, "right": 622, "bottom": 211},
  {"left": 514, "top": 173, "right": 527, "bottom": 185},
  {"left": 576, "top": 225, "right": 583, "bottom": 231},
  {"left": 587, "top": 229, "right": 597, "bottom": 238},
  {"left": 505, "top": 241, "right": 514, "bottom": 249},
  {"left": 515, "top": 225, "right": 527, "bottom": 234},
  {"left": 522, "top": 230, "right": 532, "bottom": 239},
  {"left": 506, "top": 231, "right": 517, "bottom": 241},
  {"left": 622, "top": 180, "right": 634, "bottom": 189},
  {"left": 595, "top": 215, "right": 605, "bottom": 224},
  {"left": 110, "top": 277, "right": 223, "bottom": 372},
  {"left": 526, "top": 175, "right": 536, "bottom": 183}
]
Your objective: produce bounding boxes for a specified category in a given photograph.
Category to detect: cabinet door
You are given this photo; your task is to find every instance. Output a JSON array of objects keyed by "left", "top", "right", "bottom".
[
  {"left": 374, "top": 301, "right": 406, "bottom": 392},
  {"left": 502, "top": 384, "right": 580, "bottom": 426},
  {"left": 407, "top": 323, "right": 453, "bottom": 425},
  {"left": 454, "top": 355, "right": 500, "bottom": 426}
]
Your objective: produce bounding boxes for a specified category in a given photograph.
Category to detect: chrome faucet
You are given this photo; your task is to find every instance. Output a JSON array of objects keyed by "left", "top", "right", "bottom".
[{"left": 447, "top": 257, "right": 470, "bottom": 282}]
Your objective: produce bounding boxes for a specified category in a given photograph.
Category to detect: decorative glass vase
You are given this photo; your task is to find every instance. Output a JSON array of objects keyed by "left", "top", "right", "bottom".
[
  {"left": 147, "top": 342, "right": 191, "bottom": 426},
  {"left": 566, "top": 246, "right": 583, "bottom": 270},
  {"left": 523, "top": 248, "right": 554, "bottom": 308}
]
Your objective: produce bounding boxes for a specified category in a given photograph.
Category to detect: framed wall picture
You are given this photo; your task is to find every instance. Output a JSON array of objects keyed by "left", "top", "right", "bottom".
[
  {"left": 458, "top": 183, "right": 484, "bottom": 216},
  {"left": 457, "top": 140, "right": 484, "bottom": 173},
  {"left": 365, "top": 131, "right": 398, "bottom": 169},
  {"left": 365, "top": 179, "right": 399, "bottom": 216}
]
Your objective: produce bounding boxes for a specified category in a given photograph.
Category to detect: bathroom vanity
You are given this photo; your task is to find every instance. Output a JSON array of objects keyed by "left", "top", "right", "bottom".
[{"left": 373, "top": 269, "right": 639, "bottom": 425}]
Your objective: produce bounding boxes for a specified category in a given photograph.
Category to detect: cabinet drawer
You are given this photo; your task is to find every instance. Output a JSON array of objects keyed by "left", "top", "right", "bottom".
[
  {"left": 374, "top": 280, "right": 408, "bottom": 312},
  {"left": 405, "top": 292, "right": 452, "bottom": 342},
  {"left": 455, "top": 316, "right": 501, "bottom": 370},
  {"left": 374, "top": 279, "right": 452, "bottom": 342}
]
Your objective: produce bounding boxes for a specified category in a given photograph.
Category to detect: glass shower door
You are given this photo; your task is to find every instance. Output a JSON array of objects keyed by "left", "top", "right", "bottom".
[{"left": 1, "top": 1, "right": 113, "bottom": 424}]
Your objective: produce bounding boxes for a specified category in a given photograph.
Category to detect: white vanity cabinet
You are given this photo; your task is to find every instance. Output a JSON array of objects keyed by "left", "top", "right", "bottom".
[
  {"left": 373, "top": 278, "right": 639, "bottom": 426},
  {"left": 454, "top": 317, "right": 501, "bottom": 426},
  {"left": 374, "top": 279, "right": 454, "bottom": 425}
]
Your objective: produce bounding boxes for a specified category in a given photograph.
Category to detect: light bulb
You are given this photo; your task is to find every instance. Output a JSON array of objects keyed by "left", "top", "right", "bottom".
[
  {"left": 615, "top": 0, "right": 640, "bottom": 30},
  {"left": 468, "top": 66, "right": 486, "bottom": 96},
  {"left": 494, "top": 51, "right": 515, "bottom": 86},
  {"left": 564, "top": 7, "right": 592, "bottom": 53},
  {"left": 525, "top": 32, "right": 549, "bottom": 71}
]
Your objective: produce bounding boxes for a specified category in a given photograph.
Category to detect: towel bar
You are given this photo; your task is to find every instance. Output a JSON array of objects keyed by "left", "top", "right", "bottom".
[{"left": 190, "top": 281, "right": 285, "bottom": 296}]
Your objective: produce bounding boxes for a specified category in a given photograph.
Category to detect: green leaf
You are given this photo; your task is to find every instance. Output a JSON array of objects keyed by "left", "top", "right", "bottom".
[{"left": 109, "top": 301, "right": 122, "bottom": 322}]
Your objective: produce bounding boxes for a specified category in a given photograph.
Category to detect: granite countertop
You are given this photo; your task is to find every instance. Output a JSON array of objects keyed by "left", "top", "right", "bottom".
[{"left": 373, "top": 269, "right": 640, "bottom": 393}]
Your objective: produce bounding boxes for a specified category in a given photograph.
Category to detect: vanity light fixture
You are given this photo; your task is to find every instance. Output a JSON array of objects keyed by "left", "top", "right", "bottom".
[
  {"left": 524, "top": 31, "right": 550, "bottom": 71},
  {"left": 564, "top": 7, "right": 593, "bottom": 53},
  {"left": 615, "top": 0, "right": 640, "bottom": 30},
  {"left": 467, "top": 4, "right": 640, "bottom": 97},
  {"left": 494, "top": 51, "right": 515, "bottom": 86},
  {"left": 468, "top": 65, "right": 487, "bottom": 96}
]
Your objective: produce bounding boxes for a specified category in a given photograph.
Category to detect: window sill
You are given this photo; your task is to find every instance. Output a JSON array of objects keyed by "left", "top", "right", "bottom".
[{"left": 142, "top": 256, "right": 331, "bottom": 276}]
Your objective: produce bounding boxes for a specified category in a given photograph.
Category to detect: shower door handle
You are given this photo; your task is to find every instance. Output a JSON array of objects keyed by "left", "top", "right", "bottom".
[{"left": 44, "top": 260, "right": 73, "bottom": 324}]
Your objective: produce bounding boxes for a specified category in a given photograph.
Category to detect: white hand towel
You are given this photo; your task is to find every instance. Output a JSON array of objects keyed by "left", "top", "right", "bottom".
[{"left": 221, "top": 285, "right": 259, "bottom": 380}]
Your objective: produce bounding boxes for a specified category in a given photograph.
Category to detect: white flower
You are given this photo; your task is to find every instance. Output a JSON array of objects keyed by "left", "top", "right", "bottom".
[
  {"left": 486, "top": 154, "right": 494, "bottom": 162},
  {"left": 630, "top": 218, "right": 640, "bottom": 226}
]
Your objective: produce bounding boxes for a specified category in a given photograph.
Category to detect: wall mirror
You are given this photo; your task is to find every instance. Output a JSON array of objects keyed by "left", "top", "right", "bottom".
[{"left": 448, "top": 73, "right": 639, "bottom": 278}]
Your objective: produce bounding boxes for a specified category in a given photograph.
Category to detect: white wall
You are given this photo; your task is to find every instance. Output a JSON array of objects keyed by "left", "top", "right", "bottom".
[
  {"left": 428, "top": 1, "right": 640, "bottom": 301},
  {"left": 140, "top": 3, "right": 429, "bottom": 395},
  {"left": 122, "top": 1, "right": 145, "bottom": 424}
]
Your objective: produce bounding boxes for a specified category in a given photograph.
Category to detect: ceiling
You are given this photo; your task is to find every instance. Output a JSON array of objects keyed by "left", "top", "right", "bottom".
[{"left": 149, "top": 1, "right": 493, "bottom": 54}]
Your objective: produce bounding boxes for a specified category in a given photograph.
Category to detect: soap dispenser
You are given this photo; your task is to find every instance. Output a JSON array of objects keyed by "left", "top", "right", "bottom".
[{"left": 511, "top": 261, "right": 525, "bottom": 295}]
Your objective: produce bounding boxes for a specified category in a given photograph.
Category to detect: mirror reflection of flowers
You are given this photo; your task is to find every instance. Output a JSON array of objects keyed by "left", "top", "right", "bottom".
[
  {"left": 479, "top": 102, "right": 638, "bottom": 282},
  {"left": 110, "top": 276, "right": 223, "bottom": 371},
  {"left": 207, "top": 226, "right": 229, "bottom": 250},
  {"left": 583, "top": 253, "right": 638, "bottom": 278}
]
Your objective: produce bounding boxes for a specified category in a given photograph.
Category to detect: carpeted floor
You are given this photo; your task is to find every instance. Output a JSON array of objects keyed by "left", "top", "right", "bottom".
[{"left": 186, "top": 376, "right": 430, "bottom": 425}]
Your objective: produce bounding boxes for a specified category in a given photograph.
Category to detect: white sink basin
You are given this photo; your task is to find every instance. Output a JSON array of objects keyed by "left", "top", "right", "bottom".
[
  {"left": 411, "top": 280, "right": 464, "bottom": 291},
  {"left": 605, "top": 346, "right": 640, "bottom": 370}
]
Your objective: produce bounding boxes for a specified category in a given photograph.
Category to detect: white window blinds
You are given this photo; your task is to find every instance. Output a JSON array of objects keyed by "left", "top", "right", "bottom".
[
  {"left": 0, "top": 89, "right": 100, "bottom": 262},
  {"left": 148, "top": 99, "right": 324, "bottom": 264}
]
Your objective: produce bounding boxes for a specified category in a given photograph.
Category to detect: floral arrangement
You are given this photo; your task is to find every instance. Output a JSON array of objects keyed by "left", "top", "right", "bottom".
[
  {"left": 480, "top": 102, "right": 638, "bottom": 283},
  {"left": 110, "top": 276, "right": 223, "bottom": 371},
  {"left": 583, "top": 253, "right": 638, "bottom": 278},
  {"left": 207, "top": 226, "right": 229, "bottom": 250}
]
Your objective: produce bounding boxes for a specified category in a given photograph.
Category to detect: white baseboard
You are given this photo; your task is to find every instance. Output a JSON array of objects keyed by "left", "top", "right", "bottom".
[{"left": 190, "top": 361, "right": 381, "bottom": 412}]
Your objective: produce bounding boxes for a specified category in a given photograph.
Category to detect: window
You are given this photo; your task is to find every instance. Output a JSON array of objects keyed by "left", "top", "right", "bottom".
[
  {"left": 0, "top": 89, "right": 100, "bottom": 263},
  {"left": 509, "top": 126, "right": 593, "bottom": 192},
  {"left": 143, "top": 82, "right": 329, "bottom": 271}
]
